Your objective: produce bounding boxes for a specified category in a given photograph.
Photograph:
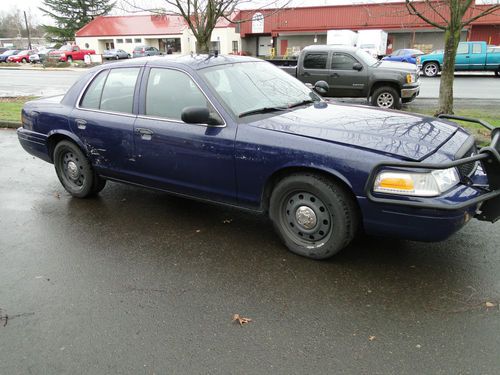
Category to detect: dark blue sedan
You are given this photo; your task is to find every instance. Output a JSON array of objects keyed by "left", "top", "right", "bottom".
[
  {"left": 17, "top": 55, "right": 500, "bottom": 259},
  {"left": 383, "top": 49, "right": 424, "bottom": 64}
]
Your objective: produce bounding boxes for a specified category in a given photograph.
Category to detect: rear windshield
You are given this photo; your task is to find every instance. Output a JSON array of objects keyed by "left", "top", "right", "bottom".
[{"left": 134, "top": 46, "right": 144, "bottom": 51}]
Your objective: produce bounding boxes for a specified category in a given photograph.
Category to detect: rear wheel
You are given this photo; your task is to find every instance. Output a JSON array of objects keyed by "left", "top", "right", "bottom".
[
  {"left": 371, "top": 86, "right": 401, "bottom": 109},
  {"left": 423, "top": 62, "right": 439, "bottom": 77},
  {"left": 269, "top": 173, "right": 358, "bottom": 260},
  {"left": 53, "top": 140, "right": 106, "bottom": 198},
  {"left": 22, "top": 58, "right": 27, "bottom": 63},
  {"left": 67, "top": 56, "right": 73, "bottom": 63}
]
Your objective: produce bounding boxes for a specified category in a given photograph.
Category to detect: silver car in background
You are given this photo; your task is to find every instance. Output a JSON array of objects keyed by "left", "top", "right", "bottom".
[
  {"left": 132, "top": 45, "right": 161, "bottom": 58},
  {"left": 103, "top": 49, "right": 130, "bottom": 60}
]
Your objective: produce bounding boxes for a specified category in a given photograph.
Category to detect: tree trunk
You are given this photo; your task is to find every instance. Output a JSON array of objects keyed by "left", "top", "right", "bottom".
[
  {"left": 436, "top": 27, "right": 461, "bottom": 115},
  {"left": 195, "top": 33, "right": 211, "bottom": 54}
]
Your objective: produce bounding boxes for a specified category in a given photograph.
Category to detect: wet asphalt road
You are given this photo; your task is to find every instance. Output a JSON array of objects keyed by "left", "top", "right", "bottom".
[
  {"left": 0, "top": 68, "right": 499, "bottom": 99},
  {"left": 1, "top": 129, "right": 499, "bottom": 374}
]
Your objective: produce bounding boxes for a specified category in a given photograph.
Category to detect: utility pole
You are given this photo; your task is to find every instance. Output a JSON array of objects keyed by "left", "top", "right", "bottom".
[{"left": 24, "top": 11, "right": 32, "bottom": 50}]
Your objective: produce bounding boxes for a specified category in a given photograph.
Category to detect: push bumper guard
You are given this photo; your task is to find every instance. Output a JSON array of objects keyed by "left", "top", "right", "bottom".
[{"left": 365, "top": 115, "right": 500, "bottom": 223}]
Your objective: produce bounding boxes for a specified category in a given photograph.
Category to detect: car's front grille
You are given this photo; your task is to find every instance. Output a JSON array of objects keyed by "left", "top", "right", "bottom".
[{"left": 457, "top": 144, "right": 479, "bottom": 178}]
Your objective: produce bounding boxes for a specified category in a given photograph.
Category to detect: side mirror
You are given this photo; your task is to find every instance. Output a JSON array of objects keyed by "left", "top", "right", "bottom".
[
  {"left": 353, "top": 63, "right": 363, "bottom": 71},
  {"left": 181, "top": 106, "right": 210, "bottom": 124},
  {"left": 313, "top": 80, "right": 329, "bottom": 95}
]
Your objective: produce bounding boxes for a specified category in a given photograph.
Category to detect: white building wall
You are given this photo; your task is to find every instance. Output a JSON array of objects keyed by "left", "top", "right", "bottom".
[{"left": 211, "top": 27, "right": 241, "bottom": 54}]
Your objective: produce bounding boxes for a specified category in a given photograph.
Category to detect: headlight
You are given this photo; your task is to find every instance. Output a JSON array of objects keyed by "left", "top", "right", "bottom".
[
  {"left": 373, "top": 168, "right": 460, "bottom": 197},
  {"left": 406, "top": 73, "right": 416, "bottom": 83}
]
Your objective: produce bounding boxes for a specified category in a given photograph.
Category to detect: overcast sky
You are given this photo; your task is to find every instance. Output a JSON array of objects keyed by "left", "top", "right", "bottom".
[{"left": 2, "top": 0, "right": 498, "bottom": 25}]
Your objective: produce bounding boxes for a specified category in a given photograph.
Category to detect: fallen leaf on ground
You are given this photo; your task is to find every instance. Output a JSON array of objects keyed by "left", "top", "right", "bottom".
[
  {"left": 485, "top": 302, "right": 496, "bottom": 308},
  {"left": 232, "top": 314, "right": 252, "bottom": 326},
  {"left": 368, "top": 335, "right": 376, "bottom": 341},
  {"left": 53, "top": 192, "right": 60, "bottom": 199},
  {"left": 223, "top": 219, "right": 233, "bottom": 224}
]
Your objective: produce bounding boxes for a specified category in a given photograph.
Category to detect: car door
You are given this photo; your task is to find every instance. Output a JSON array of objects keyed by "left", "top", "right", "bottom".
[
  {"left": 298, "top": 52, "right": 330, "bottom": 86},
  {"left": 133, "top": 67, "right": 238, "bottom": 203},
  {"left": 469, "top": 43, "right": 485, "bottom": 70},
  {"left": 455, "top": 43, "right": 470, "bottom": 71},
  {"left": 70, "top": 67, "right": 142, "bottom": 179},
  {"left": 328, "top": 52, "right": 368, "bottom": 97}
]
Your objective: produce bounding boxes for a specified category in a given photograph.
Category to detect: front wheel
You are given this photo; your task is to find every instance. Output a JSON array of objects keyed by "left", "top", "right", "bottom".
[
  {"left": 423, "top": 62, "right": 439, "bottom": 77},
  {"left": 371, "top": 86, "right": 401, "bottom": 109},
  {"left": 66, "top": 56, "right": 73, "bottom": 63},
  {"left": 269, "top": 173, "right": 358, "bottom": 260},
  {"left": 22, "top": 58, "right": 27, "bottom": 63},
  {"left": 53, "top": 140, "right": 106, "bottom": 198}
]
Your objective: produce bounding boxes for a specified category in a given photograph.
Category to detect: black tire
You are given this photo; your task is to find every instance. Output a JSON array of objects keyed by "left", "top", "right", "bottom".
[
  {"left": 269, "top": 173, "right": 358, "bottom": 260},
  {"left": 67, "top": 56, "right": 73, "bottom": 63},
  {"left": 423, "top": 62, "right": 439, "bottom": 77},
  {"left": 53, "top": 140, "right": 106, "bottom": 198},
  {"left": 115, "top": 55, "right": 119, "bottom": 60},
  {"left": 371, "top": 86, "right": 401, "bottom": 109},
  {"left": 22, "top": 58, "right": 27, "bottom": 63},
  {"left": 402, "top": 97, "right": 416, "bottom": 104},
  {"left": 495, "top": 70, "right": 499, "bottom": 77}
]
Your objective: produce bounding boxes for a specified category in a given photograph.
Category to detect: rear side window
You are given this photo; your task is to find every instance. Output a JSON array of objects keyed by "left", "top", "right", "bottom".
[
  {"left": 80, "top": 68, "right": 140, "bottom": 114},
  {"left": 80, "top": 70, "right": 108, "bottom": 109},
  {"left": 303, "top": 53, "right": 328, "bottom": 69},
  {"left": 145, "top": 68, "right": 211, "bottom": 121}
]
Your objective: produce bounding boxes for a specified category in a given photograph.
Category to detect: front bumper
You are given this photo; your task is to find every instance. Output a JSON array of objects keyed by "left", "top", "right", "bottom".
[
  {"left": 365, "top": 115, "right": 500, "bottom": 223},
  {"left": 401, "top": 85, "right": 420, "bottom": 99}
]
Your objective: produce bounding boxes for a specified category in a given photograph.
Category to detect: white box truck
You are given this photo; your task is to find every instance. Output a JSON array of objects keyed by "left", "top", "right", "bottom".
[
  {"left": 326, "top": 30, "right": 358, "bottom": 46},
  {"left": 357, "top": 29, "right": 388, "bottom": 58}
]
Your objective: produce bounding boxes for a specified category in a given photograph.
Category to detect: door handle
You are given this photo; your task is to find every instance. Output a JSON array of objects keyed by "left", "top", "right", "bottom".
[
  {"left": 465, "top": 56, "right": 470, "bottom": 58},
  {"left": 303, "top": 71, "right": 311, "bottom": 77},
  {"left": 135, "top": 127, "right": 154, "bottom": 140},
  {"left": 330, "top": 73, "right": 339, "bottom": 78},
  {"left": 75, "top": 119, "right": 87, "bottom": 130}
]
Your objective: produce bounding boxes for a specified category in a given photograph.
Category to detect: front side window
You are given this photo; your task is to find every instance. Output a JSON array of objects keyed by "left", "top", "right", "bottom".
[
  {"left": 303, "top": 53, "right": 328, "bottom": 69},
  {"left": 472, "top": 43, "right": 482, "bottom": 54},
  {"left": 145, "top": 68, "right": 215, "bottom": 122},
  {"left": 457, "top": 43, "right": 469, "bottom": 54},
  {"left": 331, "top": 53, "right": 357, "bottom": 70},
  {"left": 80, "top": 68, "right": 140, "bottom": 114}
]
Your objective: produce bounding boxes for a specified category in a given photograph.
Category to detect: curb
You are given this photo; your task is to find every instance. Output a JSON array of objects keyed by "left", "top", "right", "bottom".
[{"left": 0, "top": 120, "right": 21, "bottom": 129}]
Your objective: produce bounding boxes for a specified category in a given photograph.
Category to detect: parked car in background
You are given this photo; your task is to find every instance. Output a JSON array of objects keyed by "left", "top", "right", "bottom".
[
  {"left": 48, "top": 45, "right": 95, "bottom": 62},
  {"left": 0, "top": 49, "right": 20, "bottom": 62},
  {"left": 103, "top": 49, "right": 130, "bottom": 60},
  {"left": 7, "top": 50, "right": 37, "bottom": 63},
  {"left": 132, "top": 45, "right": 161, "bottom": 58},
  {"left": 276, "top": 45, "right": 420, "bottom": 108},
  {"left": 326, "top": 29, "right": 358, "bottom": 46},
  {"left": 382, "top": 49, "right": 424, "bottom": 64},
  {"left": 16, "top": 55, "right": 500, "bottom": 260},
  {"left": 418, "top": 41, "right": 500, "bottom": 77},
  {"left": 30, "top": 48, "right": 55, "bottom": 64},
  {"left": 0, "top": 47, "right": 11, "bottom": 54}
]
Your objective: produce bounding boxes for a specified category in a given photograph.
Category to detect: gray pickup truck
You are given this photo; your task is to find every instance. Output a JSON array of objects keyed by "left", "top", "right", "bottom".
[{"left": 272, "top": 45, "right": 420, "bottom": 109}]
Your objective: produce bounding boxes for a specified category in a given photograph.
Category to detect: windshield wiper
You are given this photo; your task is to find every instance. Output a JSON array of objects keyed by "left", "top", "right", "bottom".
[
  {"left": 288, "top": 99, "right": 316, "bottom": 108},
  {"left": 239, "top": 106, "right": 289, "bottom": 118}
]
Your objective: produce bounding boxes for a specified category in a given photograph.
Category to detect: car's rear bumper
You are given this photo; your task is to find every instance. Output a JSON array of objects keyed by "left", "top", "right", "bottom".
[{"left": 17, "top": 128, "right": 51, "bottom": 163}]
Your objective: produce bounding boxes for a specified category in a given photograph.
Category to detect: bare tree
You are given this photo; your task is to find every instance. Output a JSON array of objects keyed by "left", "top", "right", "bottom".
[
  {"left": 405, "top": 0, "right": 499, "bottom": 115},
  {"left": 121, "top": 0, "right": 291, "bottom": 53}
]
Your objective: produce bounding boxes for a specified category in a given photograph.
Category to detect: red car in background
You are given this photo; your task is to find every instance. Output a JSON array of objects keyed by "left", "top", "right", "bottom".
[
  {"left": 48, "top": 45, "right": 95, "bottom": 62},
  {"left": 7, "top": 50, "right": 37, "bottom": 63}
]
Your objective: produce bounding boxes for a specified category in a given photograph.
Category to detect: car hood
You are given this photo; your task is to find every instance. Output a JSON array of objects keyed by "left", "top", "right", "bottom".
[
  {"left": 375, "top": 60, "right": 417, "bottom": 72},
  {"left": 248, "top": 103, "right": 459, "bottom": 161}
]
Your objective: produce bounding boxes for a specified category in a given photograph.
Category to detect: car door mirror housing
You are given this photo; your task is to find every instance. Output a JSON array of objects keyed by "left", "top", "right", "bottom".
[
  {"left": 313, "top": 80, "right": 330, "bottom": 95},
  {"left": 353, "top": 63, "right": 363, "bottom": 71},
  {"left": 181, "top": 106, "right": 211, "bottom": 124}
]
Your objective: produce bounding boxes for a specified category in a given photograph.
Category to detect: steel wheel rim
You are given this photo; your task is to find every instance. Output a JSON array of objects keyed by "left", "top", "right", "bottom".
[
  {"left": 281, "top": 191, "right": 332, "bottom": 244},
  {"left": 425, "top": 64, "right": 437, "bottom": 76},
  {"left": 59, "top": 150, "right": 85, "bottom": 190},
  {"left": 377, "top": 93, "right": 394, "bottom": 108}
]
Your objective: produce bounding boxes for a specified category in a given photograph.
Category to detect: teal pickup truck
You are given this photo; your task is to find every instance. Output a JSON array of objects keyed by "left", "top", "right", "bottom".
[{"left": 418, "top": 41, "right": 500, "bottom": 77}]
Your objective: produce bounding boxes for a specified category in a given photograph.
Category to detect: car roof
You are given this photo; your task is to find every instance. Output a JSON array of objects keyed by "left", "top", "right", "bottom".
[
  {"left": 94, "top": 54, "right": 262, "bottom": 70},
  {"left": 302, "top": 45, "right": 358, "bottom": 53}
]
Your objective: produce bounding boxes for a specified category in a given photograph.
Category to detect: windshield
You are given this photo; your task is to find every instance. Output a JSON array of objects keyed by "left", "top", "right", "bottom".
[
  {"left": 199, "top": 61, "right": 321, "bottom": 118},
  {"left": 355, "top": 49, "right": 379, "bottom": 65}
]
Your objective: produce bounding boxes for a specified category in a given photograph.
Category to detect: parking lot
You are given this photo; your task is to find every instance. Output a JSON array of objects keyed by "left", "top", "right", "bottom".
[{"left": 1, "top": 125, "right": 499, "bottom": 373}]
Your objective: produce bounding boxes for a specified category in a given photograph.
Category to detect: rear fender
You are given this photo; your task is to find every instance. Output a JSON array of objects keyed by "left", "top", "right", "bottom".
[{"left": 46, "top": 129, "right": 88, "bottom": 161}]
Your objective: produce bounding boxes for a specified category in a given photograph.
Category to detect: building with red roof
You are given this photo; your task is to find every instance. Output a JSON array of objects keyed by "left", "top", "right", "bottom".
[{"left": 75, "top": 14, "right": 240, "bottom": 55}]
